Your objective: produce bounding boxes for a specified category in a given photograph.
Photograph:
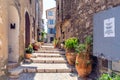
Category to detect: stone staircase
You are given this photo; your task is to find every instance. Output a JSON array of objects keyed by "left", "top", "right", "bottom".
[{"left": 8, "top": 43, "right": 75, "bottom": 79}]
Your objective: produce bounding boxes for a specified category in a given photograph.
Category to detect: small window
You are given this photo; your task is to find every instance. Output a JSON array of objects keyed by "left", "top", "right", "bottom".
[
  {"left": 48, "top": 11, "right": 53, "bottom": 16},
  {"left": 48, "top": 19, "right": 55, "bottom": 25},
  {"left": 48, "top": 28, "right": 56, "bottom": 34}
]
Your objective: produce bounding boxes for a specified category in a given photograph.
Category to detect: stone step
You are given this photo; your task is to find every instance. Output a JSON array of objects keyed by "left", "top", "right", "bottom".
[
  {"left": 17, "top": 73, "right": 78, "bottom": 80},
  {"left": 39, "top": 48, "right": 62, "bottom": 51},
  {"left": 31, "top": 57, "right": 67, "bottom": 63},
  {"left": 7, "top": 62, "right": 19, "bottom": 70},
  {"left": 21, "top": 63, "right": 75, "bottom": 73},
  {"left": 43, "top": 43, "right": 53, "bottom": 46},
  {"left": 32, "top": 53, "right": 65, "bottom": 58},
  {"left": 35, "top": 50, "right": 65, "bottom": 54},
  {"left": 41, "top": 45, "right": 54, "bottom": 48}
]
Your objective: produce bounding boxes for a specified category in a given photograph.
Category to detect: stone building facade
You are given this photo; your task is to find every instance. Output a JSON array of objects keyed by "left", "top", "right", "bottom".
[
  {"left": 56, "top": 0, "right": 120, "bottom": 76},
  {"left": 0, "top": 0, "right": 43, "bottom": 78},
  {"left": 46, "top": 7, "right": 56, "bottom": 43}
]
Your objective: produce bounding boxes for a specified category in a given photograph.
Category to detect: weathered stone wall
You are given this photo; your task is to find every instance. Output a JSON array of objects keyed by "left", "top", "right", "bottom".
[
  {"left": 56, "top": 0, "right": 120, "bottom": 42},
  {"left": 19, "top": 0, "right": 35, "bottom": 62},
  {"left": 0, "top": 0, "right": 8, "bottom": 78},
  {"left": 56, "top": 0, "right": 120, "bottom": 74},
  {"left": 0, "top": 0, "right": 41, "bottom": 78}
]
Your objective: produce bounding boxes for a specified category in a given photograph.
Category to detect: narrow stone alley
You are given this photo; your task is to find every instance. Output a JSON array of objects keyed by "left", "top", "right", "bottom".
[
  {"left": 8, "top": 43, "right": 78, "bottom": 80},
  {"left": 1, "top": 0, "right": 120, "bottom": 80}
]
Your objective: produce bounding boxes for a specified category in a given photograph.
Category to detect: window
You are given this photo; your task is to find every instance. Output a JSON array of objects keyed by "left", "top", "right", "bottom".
[
  {"left": 48, "top": 28, "right": 56, "bottom": 34},
  {"left": 48, "top": 11, "right": 53, "bottom": 16},
  {"left": 48, "top": 19, "right": 55, "bottom": 25}
]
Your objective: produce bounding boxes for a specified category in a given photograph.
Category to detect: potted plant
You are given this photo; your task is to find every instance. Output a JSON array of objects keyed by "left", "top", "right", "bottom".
[
  {"left": 53, "top": 38, "right": 58, "bottom": 48},
  {"left": 75, "top": 35, "right": 92, "bottom": 78},
  {"left": 33, "top": 42, "right": 39, "bottom": 51},
  {"left": 65, "top": 37, "right": 78, "bottom": 65},
  {"left": 25, "top": 44, "right": 34, "bottom": 59}
]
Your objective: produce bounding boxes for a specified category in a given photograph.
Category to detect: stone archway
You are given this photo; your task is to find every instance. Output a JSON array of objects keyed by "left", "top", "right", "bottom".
[
  {"left": 25, "top": 12, "right": 30, "bottom": 47},
  {"left": 8, "top": 6, "right": 20, "bottom": 63}
]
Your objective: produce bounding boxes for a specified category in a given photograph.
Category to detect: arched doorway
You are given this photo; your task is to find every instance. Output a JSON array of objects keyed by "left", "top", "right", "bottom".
[
  {"left": 25, "top": 12, "right": 30, "bottom": 47},
  {"left": 8, "top": 6, "right": 20, "bottom": 63}
]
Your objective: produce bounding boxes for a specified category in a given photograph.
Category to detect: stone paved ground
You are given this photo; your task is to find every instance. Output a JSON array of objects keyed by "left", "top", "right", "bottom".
[
  {"left": 16, "top": 73, "right": 78, "bottom": 80},
  {"left": 8, "top": 44, "right": 92, "bottom": 80}
]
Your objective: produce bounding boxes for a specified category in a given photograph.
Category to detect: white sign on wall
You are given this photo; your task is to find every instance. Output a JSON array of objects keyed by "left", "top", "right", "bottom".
[{"left": 104, "top": 17, "right": 115, "bottom": 37}]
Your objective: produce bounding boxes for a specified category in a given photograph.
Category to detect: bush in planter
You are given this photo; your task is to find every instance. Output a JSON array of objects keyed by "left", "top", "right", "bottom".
[
  {"left": 75, "top": 36, "right": 92, "bottom": 78},
  {"left": 65, "top": 37, "right": 79, "bottom": 65},
  {"left": 65, "top": 37, "right": 78, "bottom": 52},
  {"left": 25, "top": 44, "right": 34, "bottom": 59}
]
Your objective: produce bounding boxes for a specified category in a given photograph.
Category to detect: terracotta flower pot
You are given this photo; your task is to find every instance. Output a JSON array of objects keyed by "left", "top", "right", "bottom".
[
  {"left": 33, "top": 45, "right": 39, "bottom": 51},
  {"left": 25, "top": 53, "right": 32, "bottom": 59},
  {"left": 65, "top": 52, "right": 76, "bottom": 65},
  {"left": 75, "top": 54, "right": 92, "bottom": 78}
]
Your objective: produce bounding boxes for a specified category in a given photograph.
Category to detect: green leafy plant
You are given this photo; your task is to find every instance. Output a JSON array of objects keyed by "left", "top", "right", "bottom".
[
  {"left": 75, "top": 35, "right": 92, "bottom": 54},
  {"left": 65, "top": 37, "right": 79, "bottom": 51},
  {"left": 85, "top": 35, "right": 92, "bottom": 45},
  {"left": 98, "top": 73, "right": 120, "bottom": 80},
  {"left": 25, "top": 44, "right": 34, "bottom": 53},
  {"left": 98, "top": 73, "right": 112, "bottom": 80},
  {"left": 41, "top": 31, "right": 46, "bottom": 42},
  {"left": 75, "top": 43, "right": 86, "bottom": 53},
  {"left": 53, "top": 38, "right": 58, "bottom": 45},
  {"left": 76, "top": 61, "right": 79, "bottom": 65}
]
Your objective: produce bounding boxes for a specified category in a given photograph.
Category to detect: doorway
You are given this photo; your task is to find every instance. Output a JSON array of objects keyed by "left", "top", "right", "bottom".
[{"left": 25, "top": 12, "right": 30, "bottom": 47}]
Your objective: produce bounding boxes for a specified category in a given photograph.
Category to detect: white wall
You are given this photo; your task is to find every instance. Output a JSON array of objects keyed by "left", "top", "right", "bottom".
[{"left": 8, "top": 6, "right": 20, "bottom": 62}]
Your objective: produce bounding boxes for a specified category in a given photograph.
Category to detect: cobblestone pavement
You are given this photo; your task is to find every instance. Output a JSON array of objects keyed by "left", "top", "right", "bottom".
[{"left": 9, "top": 73, "right": 79, "bottom": 80}]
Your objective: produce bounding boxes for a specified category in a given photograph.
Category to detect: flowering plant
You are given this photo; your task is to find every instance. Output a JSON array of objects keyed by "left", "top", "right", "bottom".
[{"left": 25, "top": 44, "right": 34, "bottom": 53}]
